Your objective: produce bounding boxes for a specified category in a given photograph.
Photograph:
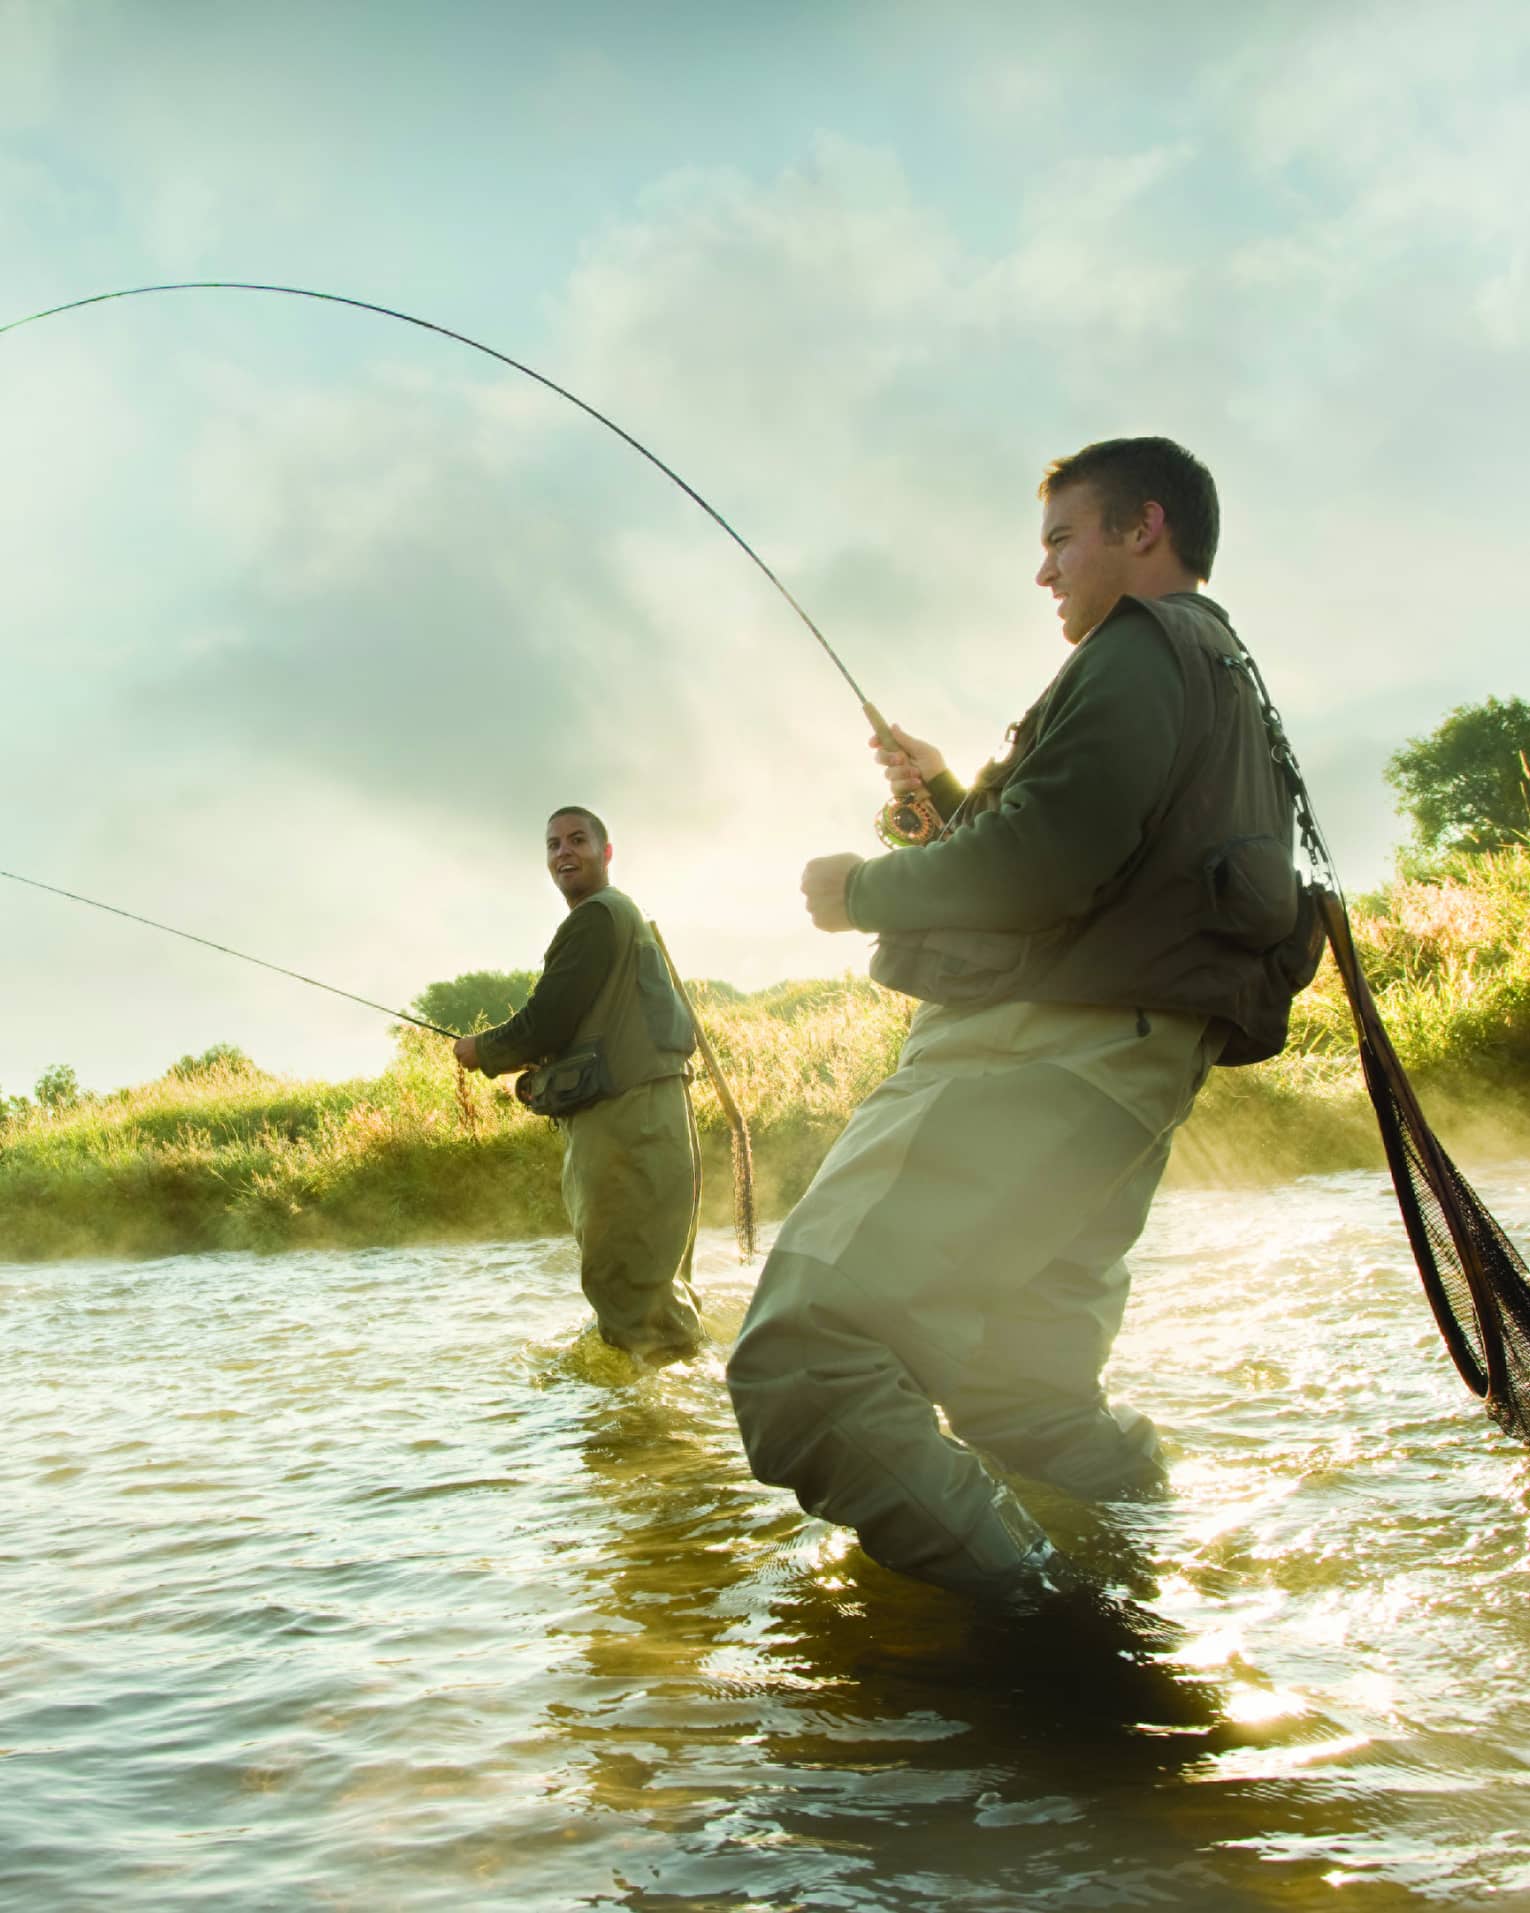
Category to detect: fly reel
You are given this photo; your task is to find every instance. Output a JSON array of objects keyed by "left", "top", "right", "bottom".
[
  {"left": 875, "top": 791, "right": 942, "bottom": 848},
  {"left": 864, "top": 698, "right": 943, "bottom": 848}
]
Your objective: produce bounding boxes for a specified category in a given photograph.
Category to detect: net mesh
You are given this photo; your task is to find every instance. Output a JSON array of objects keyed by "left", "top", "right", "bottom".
[
  {"left": 1325, "top": 893, "right": 1530, "bottom": 1442},
  {"left": 1227, "top": 646, "right": 1530, "bottom": 1445}
]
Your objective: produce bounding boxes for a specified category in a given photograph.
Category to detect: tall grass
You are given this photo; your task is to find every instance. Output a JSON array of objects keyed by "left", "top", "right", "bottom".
[
  {"left": 1178, "top": 846, "right": 1530, "bottom": 1183},
  {"left": 4, "top": 850, "right": 1529, "bottom": 1261}
]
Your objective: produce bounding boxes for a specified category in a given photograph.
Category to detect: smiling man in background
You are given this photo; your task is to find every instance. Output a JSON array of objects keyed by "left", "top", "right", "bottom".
[
  {"left": 727, "top": 437, "right": 1313, "bottom": 1609},
  {"left": 456, "top": 807, "right": 702, "bottom": 1363}
]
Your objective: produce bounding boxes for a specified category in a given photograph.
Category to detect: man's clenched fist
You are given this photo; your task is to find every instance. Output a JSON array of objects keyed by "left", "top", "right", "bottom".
[{"left": 801, "top": 853, "right": 865, "bottom": 932}]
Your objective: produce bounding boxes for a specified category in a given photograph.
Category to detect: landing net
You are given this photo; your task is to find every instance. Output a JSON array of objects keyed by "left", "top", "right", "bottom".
[{"left": 1320, "top": 892, "right": 1530, "bottom": 1441}]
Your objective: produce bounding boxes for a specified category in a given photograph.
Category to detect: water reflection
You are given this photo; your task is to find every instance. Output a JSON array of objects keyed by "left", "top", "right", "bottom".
[
  {"left": 3, "top": 1173, "right": 1530, "bottom": 1907},
  {"left": 536, "top": 1335, "right": 1354, "bottom": 1909}
]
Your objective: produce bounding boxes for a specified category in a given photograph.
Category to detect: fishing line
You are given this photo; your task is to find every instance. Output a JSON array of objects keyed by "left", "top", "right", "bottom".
[{"left": 0, "top": 867, "right": 456, "bottom": 1038}]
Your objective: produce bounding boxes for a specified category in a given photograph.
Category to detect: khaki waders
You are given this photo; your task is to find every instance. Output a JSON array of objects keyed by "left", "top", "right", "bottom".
[
  {"left": 561, "top": 1073, "right": 702, "bottom": 1363},
  {"left": 727, "top": 998, "right": 1220, "bottom": 1603}
]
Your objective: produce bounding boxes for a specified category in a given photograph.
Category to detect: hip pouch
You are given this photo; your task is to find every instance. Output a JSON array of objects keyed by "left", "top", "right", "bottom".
[{"left": 518, "top": 1041, "right": 615, "bottom": 1118}]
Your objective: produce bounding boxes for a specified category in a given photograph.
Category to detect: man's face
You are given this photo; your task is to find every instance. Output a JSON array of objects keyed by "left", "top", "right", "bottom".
[
  {"left": 546, "top": 813, "right": 611, "bottom": 905},
  {"left": 1034, "top": 482, "right": 1135, "bottom": 646}
]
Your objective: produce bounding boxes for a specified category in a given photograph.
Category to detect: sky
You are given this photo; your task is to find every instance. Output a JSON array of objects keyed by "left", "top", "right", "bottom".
[{"left": 2, "top": 0, "right": 1528, "bottom": 1094}]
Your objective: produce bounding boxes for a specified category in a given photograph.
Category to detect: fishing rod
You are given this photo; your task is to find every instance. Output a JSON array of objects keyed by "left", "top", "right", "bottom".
[
  {"left": 0, "top": 280, "right": 940, "bottom": 846},
  {"left": 0, "top": 867, "right": 456, "bottom": 1038}
]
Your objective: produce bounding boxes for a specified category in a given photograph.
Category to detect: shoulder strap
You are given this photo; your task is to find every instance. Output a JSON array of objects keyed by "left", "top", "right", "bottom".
[{"left": 1218, "top": 635, "right": 1339, "bottom": 895}]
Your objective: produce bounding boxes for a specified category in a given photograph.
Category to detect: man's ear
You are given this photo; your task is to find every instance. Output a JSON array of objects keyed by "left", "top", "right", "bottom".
[
  {"left": 1133, "top": 499, "right": 1168, "bottom": 554},
  {"left": 602, "top": 841, "right": 614, "bottom": 867}
]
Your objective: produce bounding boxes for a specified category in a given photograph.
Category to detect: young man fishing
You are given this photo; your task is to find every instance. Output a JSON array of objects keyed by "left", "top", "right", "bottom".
[
  {"left": 455, "top": 809, "right": 703, "bottom": 1363},
  {"left": 728, "top": 437, "right": 1308, "bottom": 1607}
]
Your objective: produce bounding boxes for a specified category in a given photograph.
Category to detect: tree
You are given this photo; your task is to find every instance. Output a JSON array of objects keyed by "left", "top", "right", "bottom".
[
  {"left": 1385, "top": 695, "right": 1530, "bottom": 855},
  {"left": 35, "top": 1063, "right": 80, "bottom": 1110},
  {"left": 169, "top": 1043, "right": 255, "bottom": 1080},
  {"left": 409, "top": 969, "right": 539, "bottom": 1036}
]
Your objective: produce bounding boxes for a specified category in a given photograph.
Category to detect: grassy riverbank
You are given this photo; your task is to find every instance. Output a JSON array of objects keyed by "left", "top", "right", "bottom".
[{"left": 4, "top": 851, "right": 1529, "bottom": 1263}]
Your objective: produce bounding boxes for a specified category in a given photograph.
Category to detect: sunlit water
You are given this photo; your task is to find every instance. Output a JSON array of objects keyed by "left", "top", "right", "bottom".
[{"left": 5, "top": 1169, "right": 1530, "bottom": 1911}]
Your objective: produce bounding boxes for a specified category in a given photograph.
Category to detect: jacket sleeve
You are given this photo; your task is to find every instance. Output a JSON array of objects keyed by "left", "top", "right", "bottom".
[
  {"left": 925, "top": 767, "right": 966, "bottom": 822},
  {"left": 475, "top": 904, "right": 617, "bottom": 1076},
  {"left": 845, "top": 613, "right": 1187, "bottom": 936}
]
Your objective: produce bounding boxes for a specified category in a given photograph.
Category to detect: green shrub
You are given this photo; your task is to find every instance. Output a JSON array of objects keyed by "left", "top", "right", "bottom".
[{"left": 34, "top": 1063, "right": 80, "bottom": 1110}]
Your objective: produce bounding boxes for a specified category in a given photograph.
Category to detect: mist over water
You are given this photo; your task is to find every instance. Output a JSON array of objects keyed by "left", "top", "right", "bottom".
[{"left": 5, "top": 1170, "right": 1530, "bottom": 1910}]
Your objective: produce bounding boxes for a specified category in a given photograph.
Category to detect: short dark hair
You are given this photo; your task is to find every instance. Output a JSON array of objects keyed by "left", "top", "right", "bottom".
[
  {"left": 547, "top": 805, "right": 608, "bottom": 849},
  {"left": 1040, "top": 437, "right": 1219, "bottom": 580}
]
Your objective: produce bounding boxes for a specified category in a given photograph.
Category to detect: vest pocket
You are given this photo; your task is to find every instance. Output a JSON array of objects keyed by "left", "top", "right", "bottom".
[
  {"left": 1202, "top": 835, "right": 1299, "bottom": 951},
  {"left": 520, "top": 1041, "right": 615, "bottom": 1118},
  {"left": 1273, "top": 880, "right": 1327, "bottom": 991}
]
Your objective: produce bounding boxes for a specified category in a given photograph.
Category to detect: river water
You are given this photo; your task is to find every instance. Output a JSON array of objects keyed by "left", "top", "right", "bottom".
[{"left": 5, "top": 1168, "right": 1530, "bottom": 1911}]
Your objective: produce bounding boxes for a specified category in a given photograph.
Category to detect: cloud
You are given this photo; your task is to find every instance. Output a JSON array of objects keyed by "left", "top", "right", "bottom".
[
  {"left": 132, "top": 355, "right": 761, "bottom": 839},
  {"left": 972, "top": 143, "right": 1199, "bottom": 342},
  {"left": 1214, "top": 4, "right": 1530, "bottom": 345},
  {"left": 17, "top": 118, "right": 1520, "bottom": 900},
  {"left": 30, "top": 147, "right": 1017, "bottom": 852},
  {"left": 0, "top": 0, "right": 75, "bottom": 131}
]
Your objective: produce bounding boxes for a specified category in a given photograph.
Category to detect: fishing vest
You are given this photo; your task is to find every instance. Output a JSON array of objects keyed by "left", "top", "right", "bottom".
[
  {"left": 557, "top": 888, "right": 695, "bottom": 1099},
  {"left": 869, "top": 594, "right": 1316, "bottom": 1066}
]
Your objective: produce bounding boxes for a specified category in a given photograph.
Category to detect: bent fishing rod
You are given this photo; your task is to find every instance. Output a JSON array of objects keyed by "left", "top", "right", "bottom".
[{"left": 1, "top": 280, "right": 940, "bottom": 847}]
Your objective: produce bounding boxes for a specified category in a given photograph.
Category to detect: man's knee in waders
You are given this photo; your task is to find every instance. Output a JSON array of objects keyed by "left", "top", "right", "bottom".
[
  {"left": 725, "top": 1270, "right": 892, "bottom": 1510},
  {"left": 725, "top": 1310, "right": 828, "bottom": 1491}
]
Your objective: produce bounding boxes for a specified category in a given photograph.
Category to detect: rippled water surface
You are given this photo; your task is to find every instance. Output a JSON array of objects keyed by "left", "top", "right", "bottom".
[{"left": 6, "top": 1169, "right": 1530, "bottom": 1910}]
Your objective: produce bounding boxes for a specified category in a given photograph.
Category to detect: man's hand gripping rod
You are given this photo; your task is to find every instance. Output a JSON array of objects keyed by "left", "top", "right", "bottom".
[{"left": 861, "top": 702, "right": 943, "bottom": 848}]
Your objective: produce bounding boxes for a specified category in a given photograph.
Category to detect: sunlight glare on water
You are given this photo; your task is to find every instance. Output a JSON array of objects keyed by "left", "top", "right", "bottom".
[{"left": 4, "top": 1168, "right": 1530, "bottom": 1909}]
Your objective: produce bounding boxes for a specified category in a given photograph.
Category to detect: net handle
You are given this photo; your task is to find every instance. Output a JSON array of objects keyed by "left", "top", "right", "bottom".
[{"left": 648, "top": 922, "right": 756, "bottom": 1263}]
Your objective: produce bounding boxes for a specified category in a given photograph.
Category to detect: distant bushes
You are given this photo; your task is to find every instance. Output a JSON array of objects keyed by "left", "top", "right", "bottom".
[
  {"left": 33, "top": 1063, "right": 81, "bottom": 1111},
  {"left": 169, "top": 1042, "right": 254, "bottom": 1080},
  {"left": 4, "top": 849, "right": 1529, "bottom": 1262}
]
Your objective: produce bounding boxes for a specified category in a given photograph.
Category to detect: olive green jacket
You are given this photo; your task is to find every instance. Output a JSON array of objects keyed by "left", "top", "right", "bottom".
[{"left": 850, "top": 593, "right": 1308, "bottom": 1063}]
